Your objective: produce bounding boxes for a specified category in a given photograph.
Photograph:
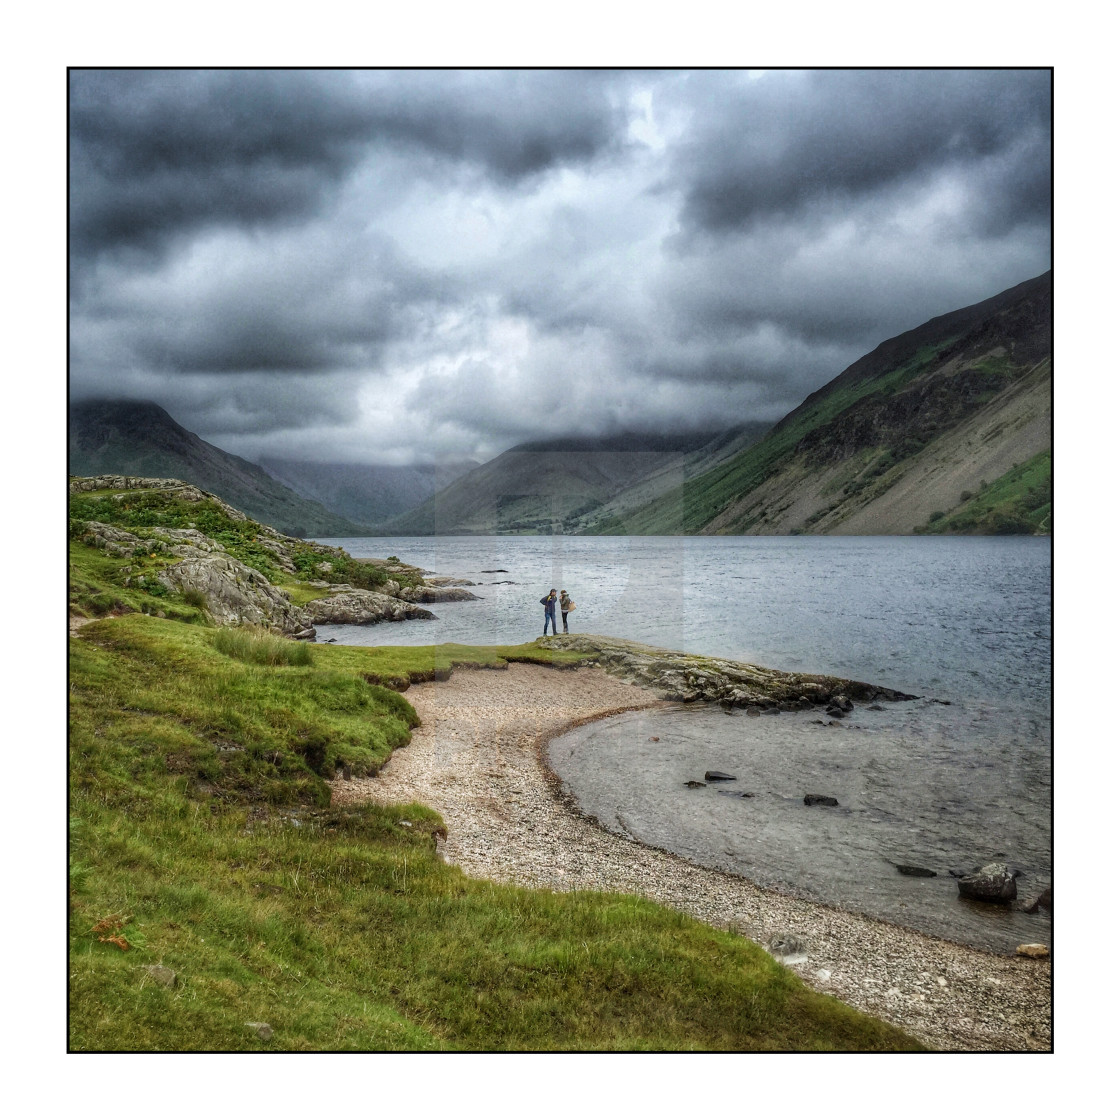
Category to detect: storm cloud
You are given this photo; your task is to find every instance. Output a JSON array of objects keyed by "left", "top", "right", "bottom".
[{"left": 69, "top": 68, "right": 1051, "bottom": 465}]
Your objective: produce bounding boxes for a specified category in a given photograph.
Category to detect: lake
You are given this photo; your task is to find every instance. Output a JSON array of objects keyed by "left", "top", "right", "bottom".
[{"left": 316, "top": 534, "right": 1052, "bottom": 953}]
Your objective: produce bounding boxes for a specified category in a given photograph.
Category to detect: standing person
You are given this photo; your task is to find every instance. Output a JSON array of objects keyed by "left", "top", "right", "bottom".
[
  {"left": 540, "top": 588, "right": 558, "bottom": 636},
  {"left": 559, "top": 589, "right": 573, "bottom": 633}
]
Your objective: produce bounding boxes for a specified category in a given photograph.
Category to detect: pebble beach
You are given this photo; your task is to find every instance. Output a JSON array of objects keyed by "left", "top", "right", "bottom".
[{"left": 331, "top": 661, "right": 1051, "bottom": 1051}]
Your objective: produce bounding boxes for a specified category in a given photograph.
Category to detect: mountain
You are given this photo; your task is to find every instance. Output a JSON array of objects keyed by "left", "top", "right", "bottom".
[
  {"left": 375, "top": 428, "right": 769, "bottom": 535},
  {"left": 603, "top": 271, "right": 1052, "bottom": 536},
  {"left": 257, "top": 456, "right": 478, "bottom": 527},
  {"left": 68, "top": 399, "right": 372, "bottom": 538}
]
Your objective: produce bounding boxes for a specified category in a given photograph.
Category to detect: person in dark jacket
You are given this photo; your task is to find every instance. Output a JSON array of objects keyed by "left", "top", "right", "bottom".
[
  {"left": 559, "top": 590, "right": 572, "bottom": 633},
  {"left": 540, "top": 588, "right": 558, "bottom": 635}
]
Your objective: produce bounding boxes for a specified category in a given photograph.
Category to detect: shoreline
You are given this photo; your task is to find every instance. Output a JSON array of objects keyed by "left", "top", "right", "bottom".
[{"left": 332, "top": 661, "right": 1051, "bottom": 1051}]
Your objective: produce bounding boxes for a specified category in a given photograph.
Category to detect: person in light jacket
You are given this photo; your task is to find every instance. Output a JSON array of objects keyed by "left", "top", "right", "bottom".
[
  {"left": 540, "top": 588, "right": 558, "bottom": 636},
  {"left": 559, "top": 590, "right": 573, "bottom": 633}
]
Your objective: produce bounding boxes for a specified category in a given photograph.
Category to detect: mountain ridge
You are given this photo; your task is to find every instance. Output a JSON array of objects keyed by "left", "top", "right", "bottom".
[
  {"left": 592, "top": 271, "right": 1052, "bottom": 536},
  {"left": 375, "top": 424, "right": 773, "bottom": 536},
  {"left": 258, "top": 456, "right": 478, "bottom": 527},
  {"left": 68, "top": 399, "right": 372, "bottom": 538}
]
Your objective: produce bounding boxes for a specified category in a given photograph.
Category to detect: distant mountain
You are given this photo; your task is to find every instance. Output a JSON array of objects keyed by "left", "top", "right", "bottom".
[
  {"left": 258, "top": 456, "right": 477, "bottom": 526},
  {"left": 68, "top": 399, "right": 372, "bottom": 538},
  {"left": 609, "top": 271, "right": 1052, "bottom": 536},
  {"left": 375, "top": 428, "right": 769, "bottom": 535}
]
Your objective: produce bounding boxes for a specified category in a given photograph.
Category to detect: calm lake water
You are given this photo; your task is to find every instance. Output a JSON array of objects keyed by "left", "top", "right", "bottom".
[{"left": 317, "top": 535, "right": 1052, "bottom": 953}]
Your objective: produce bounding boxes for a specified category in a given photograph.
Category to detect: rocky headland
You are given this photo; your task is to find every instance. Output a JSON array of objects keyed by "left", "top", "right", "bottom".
[
  {"left": 537, "top": 633, "right": 916, "bottom": 708},
  {"left": 69, "top": 475, "right": 479, "bottom": 639}
]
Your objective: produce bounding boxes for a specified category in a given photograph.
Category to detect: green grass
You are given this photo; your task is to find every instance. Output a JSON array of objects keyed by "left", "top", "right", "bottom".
[
  {"left": 69, "top": 612, "right": 922, "bottom": 1051},
  {"left": 68, "top": 540, "right": 207, "bottom": 623},
  {"left": 918, "top": 451, "right": 1052, "bottom": 535},
  {"left": 212, "top": 626, "right": 315, "bottom": 667}
]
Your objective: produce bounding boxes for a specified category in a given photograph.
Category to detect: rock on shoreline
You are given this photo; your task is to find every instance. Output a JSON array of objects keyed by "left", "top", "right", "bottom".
[{"left": 305, "top": 590, "right": 436, "bottom": 625}]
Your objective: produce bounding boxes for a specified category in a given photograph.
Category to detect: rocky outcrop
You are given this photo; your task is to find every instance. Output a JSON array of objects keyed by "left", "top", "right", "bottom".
[
  {"left": 69, "top": 475, "right": 249, "bottom": 521},
  {"left": 70, "top": 476, "right": 467, "bottom": 637},
  {"left": 156, "top": 555, "right": 314, "bottom": 637},
  {"left": 957, "top": 862, "right": 1017, "bottom": 903},
  {"left": 304, "top": 591, "right": 436, "bottom": 625},
  {"left": 80, "top": 521, "right": 229, "bottom": 561},
  {"left": 537, "top": 634, "right": 916, "bottom": 708},
  {"left": 77, "top": 519, "right": 314, "bottom": 637}
]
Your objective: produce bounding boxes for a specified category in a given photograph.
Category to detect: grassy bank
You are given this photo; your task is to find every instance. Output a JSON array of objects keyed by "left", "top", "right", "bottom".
[{"left": 69, "top": 603, "right": 921, "bottom": 1050}]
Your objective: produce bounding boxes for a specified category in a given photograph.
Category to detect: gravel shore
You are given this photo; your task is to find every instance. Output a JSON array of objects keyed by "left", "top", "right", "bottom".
[{"left": 332, "top": 662, "right": 1051, "bottom": 1051}]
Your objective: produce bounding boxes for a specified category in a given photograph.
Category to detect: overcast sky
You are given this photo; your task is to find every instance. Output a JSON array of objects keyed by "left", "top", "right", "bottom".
[{"left": 69, "top": 68, "right": 1051, "bottom": 466}]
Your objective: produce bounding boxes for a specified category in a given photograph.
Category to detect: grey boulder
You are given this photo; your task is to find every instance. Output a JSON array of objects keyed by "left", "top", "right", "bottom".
[
  {"left": 158, "top": 555, "right": 313, "bottom": 636},
  {"left": 957, "top": 862, "right": 1017, "bottom": 903},
  {"left": 305, "top": 590, "right": 436, "bottom": 625}
]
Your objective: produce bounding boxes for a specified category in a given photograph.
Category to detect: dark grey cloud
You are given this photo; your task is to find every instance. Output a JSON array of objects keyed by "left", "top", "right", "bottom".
[
  {"left": 671, "top": 69, "right": 1051, "bottom": 235},
  {"left": 70, "top": 69, "right": 626, "bottom": 264},
  {"left": 69, "top": 69, "right": 1052, "bottom": 466}
]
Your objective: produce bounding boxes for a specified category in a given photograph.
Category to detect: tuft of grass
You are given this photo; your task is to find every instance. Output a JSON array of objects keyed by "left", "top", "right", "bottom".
[{"left": 213, "top": 627, "right": 313, "bottom": 667}]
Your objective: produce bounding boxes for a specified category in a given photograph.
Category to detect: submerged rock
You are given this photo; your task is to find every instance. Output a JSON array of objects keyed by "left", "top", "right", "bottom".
[
  {"left": 957, "top": 862, "right": 1017, "bottom": 903},
  {"left": 704, "top": 770, "right": 736, "bottom": 781},
  {"left": 804, "top": 795, "right": 839, "bottom": 807},
  {"left": 1023, "top": 886, "right": 1052, "bottom": 913},
  {"left": 894, "top": 864, "right": 938, "bottom": 878}
]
